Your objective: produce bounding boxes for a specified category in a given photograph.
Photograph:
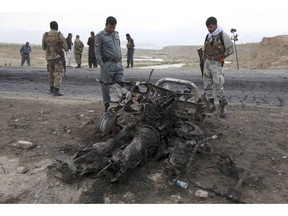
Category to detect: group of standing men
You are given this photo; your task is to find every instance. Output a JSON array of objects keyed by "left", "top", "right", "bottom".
[
  {"left": 64, "top": 33, "right": 85, "bottom": 68},
  {"left": 63, "top": 29, "right": 133, "bottom": 70},
  {"left": 62, "top": 32, "right": 96, "bottom": 69},
  {"left": 93, "top": 15, "right": 233, "bottom": 117},
  {"left": 41, "top": 15, "right": 233, "bottom": 118}
]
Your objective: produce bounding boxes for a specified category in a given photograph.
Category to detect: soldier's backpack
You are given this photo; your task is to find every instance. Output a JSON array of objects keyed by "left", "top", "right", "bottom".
[{"left": 44, "top": 31, "right": 63, "bottom": 53}]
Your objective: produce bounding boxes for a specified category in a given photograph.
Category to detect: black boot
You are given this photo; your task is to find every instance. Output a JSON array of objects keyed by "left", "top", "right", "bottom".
[
  {"left": 49, "top": 86, "right": 54, "bottom": 94},
  {"left": 75, "top": 64, "right": 81, "bottom": 68},
  {"left": 131, "top": 62, "right": 133, "bottom": 68},
  {"left": 53, "top": 88, "right": 64, "bottom": 96},
  {"left": 208, "top": 98, "right": 216, "bottom": 112},
  {"left": 219, "top": 97, "right": 228, "bottom": 118},
  {"left": 126, "top": 63, "right": 129, "bottom": 68}
]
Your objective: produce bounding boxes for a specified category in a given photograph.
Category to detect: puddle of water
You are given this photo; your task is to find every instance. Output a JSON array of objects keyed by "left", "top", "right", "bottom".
[
  {"left": 134, "top": 58, "right": 164, "bottom": 62},
  {"left": 138, "top": 63, "right": 185, "bottom": 69}
]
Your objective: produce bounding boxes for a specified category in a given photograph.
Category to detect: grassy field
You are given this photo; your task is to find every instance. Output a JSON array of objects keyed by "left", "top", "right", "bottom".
[
  {"left": 0, "top": 43, "right": 195, "bottom": 68},
  {"left": 0, "top": 42, "right": 257, "bottom": 70}
]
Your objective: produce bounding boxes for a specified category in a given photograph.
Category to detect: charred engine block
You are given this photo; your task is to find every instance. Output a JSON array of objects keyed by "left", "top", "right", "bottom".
[
  {"left": 100, "top": 92, "right": 179, "bottom": 182},
  {"left": 141, "top": 92, "right": 178, "bottom": 129},
  {"left": 53, "top": 77, "right": 208, "bottom": 183}
]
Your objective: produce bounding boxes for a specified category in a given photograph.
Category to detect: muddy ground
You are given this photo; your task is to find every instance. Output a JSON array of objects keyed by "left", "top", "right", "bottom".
[{"left": 0, "top": 66, "right": 288, "bottom": 204}]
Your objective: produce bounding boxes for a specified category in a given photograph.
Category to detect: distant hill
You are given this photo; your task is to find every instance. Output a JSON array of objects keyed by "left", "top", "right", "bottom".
[
  {"left": 248, "top": 35, "right": 288, "bottom": 69},
  {"left": 159, "top": 35, "right": 288, "bottom": 70}
]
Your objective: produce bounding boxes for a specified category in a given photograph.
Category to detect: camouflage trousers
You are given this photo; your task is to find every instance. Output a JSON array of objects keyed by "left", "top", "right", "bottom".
[
  {"left": 203, "top": 59, "right": 225, "bottom": 100},
  {"left": 74, "top": 53, "right": 82, "bottom": 65},
  {"left": 47, "top": 58, "right": 64, "bottom": 88}
]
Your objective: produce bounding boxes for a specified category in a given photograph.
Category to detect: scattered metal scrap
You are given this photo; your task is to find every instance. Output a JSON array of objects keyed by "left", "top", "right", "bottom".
[{"left": 50, "top": 72, "right": 252, "bottom": 203}]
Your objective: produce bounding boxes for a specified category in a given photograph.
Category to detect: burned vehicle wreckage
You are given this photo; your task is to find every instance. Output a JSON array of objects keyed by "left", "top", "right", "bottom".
[{"left": 52, "top": 71, "right": 253, "bottom": 203}]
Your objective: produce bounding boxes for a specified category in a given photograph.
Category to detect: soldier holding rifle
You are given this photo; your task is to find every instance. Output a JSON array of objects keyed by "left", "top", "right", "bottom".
[{"left": 199, "top": 16, "right": 234, "bottom": 118}]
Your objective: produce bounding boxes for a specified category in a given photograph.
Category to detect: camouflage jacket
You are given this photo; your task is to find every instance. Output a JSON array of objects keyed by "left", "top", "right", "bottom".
[
  {"left": 42, "top": 30, "right": 67, "bottom": 60},
  {"left": 74, "top": 39, "right": 84, "bottom": 54}
]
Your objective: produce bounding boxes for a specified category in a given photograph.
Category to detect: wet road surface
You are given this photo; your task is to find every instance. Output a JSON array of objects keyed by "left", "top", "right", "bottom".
[{"left": 0, "top": 67, "right": 287, "bottom": 107}]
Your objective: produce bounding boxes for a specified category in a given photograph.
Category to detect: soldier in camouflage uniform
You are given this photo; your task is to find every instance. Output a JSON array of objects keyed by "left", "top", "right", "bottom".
[
  {"left": 202, "top": 17, "right": 234, "bottom": 117},
  {"left": 42, "top": 21, "right": 68, "bottom": 96},
  {"left": 74, "top": 35, "right": 84, "bottom": 68}
]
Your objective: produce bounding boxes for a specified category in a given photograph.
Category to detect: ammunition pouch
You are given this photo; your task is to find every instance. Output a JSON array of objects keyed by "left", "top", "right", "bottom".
[
  {"left": 206, "top": 56, "right": 224, "bottom": 62},
  {"left": 206, "top": 56, "right": 225, "bottom": 67}
]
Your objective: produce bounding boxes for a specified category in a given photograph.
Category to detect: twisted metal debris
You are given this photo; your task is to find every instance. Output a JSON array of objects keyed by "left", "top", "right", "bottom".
[{"left": 51, "top": 74, "right": 251, "bottom": 203}]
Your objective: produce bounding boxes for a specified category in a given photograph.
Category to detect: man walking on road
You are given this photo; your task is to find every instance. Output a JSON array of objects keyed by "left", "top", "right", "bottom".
[{"left": 202, "top": 16, "right": 234, "bottom": 117}]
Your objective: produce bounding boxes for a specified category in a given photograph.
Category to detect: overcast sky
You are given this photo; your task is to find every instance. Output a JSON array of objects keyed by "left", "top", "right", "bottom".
[{"left": 1, "top": 0, "right": 288, "bottom": 48}]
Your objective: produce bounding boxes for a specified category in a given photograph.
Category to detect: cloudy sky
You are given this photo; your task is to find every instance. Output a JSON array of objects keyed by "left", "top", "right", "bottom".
[{"left": 1, "top": 0, "right": 287, "bottom": 48}]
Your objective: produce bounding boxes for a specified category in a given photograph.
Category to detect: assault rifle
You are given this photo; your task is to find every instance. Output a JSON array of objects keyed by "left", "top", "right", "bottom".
[{"left": 197, "top": 48, "right": 204, "bottom": 77}]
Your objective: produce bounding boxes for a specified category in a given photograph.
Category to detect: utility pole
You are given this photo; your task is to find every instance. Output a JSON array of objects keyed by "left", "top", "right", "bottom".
[{"left": 230, "top": 28, "right": 239, "bottom": 70}]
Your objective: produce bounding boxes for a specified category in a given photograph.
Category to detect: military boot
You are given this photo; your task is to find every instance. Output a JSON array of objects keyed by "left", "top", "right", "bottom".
[
  {"left": 53, "top": 88, "right": 64, "bottom": 96},
  {"left": 208, "top": 98, "right": 216, "bottom": 112},
  {"left": 49, "top": 86, "right": 54, "bottom": 94},
  {"left": 75, "top": 64, "right": 81, "bottom": 68},
  {"left": 219, "top": 97, "right": 228, "bottom": 118},
  {"left": 126, "top": 63, "right": 130, "bottom": 68},
  {"left": 131, "top": 62, "right": 133, "bottom": 68}
]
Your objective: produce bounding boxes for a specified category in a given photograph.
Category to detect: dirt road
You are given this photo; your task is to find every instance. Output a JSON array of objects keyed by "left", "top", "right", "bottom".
[{"left": 0, "top": 67, "right": 288, "bottom": 204}]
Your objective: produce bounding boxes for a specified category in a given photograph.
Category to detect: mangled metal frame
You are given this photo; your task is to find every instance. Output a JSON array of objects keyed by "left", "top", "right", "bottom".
[
  {"left": 92, "top": 77, "right": 207, "bottom": 182},
  {"left": 51, "top": 74, "right": 251, "bottom": 203}
]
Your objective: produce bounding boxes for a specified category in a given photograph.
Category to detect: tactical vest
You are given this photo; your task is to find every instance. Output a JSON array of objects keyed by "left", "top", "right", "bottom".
[
  {"left": 204, "top": 32, "right": 225, "bottom": 56},
  {"left": 44, "top": 31, "right": 63, "bottom": 59}
]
